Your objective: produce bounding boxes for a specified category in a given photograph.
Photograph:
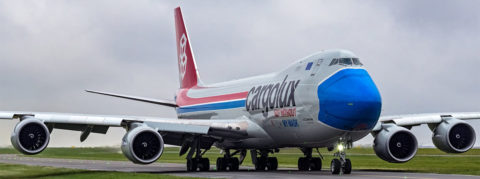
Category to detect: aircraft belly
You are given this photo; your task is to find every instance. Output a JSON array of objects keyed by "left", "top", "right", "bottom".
[{"left": 264, "top": 121, "right": 370, "bottom": 148}]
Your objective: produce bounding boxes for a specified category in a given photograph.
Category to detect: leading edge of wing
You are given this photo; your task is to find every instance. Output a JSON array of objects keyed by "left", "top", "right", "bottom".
[
  {"left": 85, "top": 90, "right": 178, "bottom": 107},
  {"left": 373, "top": 112, "right": 480, "bottom": 131}
]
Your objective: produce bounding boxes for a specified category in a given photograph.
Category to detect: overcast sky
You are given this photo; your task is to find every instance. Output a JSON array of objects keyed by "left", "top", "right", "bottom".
[{"left": 0, "top": 0, "right": 479, "bottom": 148}]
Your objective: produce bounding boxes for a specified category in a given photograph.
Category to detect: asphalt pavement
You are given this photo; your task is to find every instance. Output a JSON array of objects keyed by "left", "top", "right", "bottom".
[{"left": 0, "top": 154, "right": 478, "bottom": 179}]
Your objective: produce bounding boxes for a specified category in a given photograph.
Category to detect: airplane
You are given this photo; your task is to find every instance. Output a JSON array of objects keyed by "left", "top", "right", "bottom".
[{"left": 1, "top": 7, "right": 479, "bottom": 175}]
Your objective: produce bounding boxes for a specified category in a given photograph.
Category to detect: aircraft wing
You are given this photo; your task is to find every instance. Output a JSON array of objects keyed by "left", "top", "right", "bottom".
[
  {"left": 373, "top": 112, "right": 480, "bottom": 131},
  {"left": 0, "top": 111, "right": 269, "bottom": 143}
]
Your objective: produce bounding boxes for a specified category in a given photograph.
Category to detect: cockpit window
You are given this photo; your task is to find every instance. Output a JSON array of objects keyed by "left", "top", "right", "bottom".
[
  {"left": 352, "top": 58, "right": 363, "bottom": 65},
  {"left": 329, "top": 58, "right": 338, "bottom": 66},
  {"left": 330, "top": 58, "right": 363, "bottom": 66},
  {"left": 339, "top": 58, "right": 352, "bottom": 65}
]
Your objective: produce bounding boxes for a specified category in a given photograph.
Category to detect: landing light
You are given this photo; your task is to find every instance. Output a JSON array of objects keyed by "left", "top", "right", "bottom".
[{"left": 337, "top": 144, "right": 344, "bottom": 151}]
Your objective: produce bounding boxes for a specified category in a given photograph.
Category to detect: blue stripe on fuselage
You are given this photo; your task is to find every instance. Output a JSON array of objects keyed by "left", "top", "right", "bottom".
[{"left": 177, "top": 100, "right": 246, "bottom": 113}]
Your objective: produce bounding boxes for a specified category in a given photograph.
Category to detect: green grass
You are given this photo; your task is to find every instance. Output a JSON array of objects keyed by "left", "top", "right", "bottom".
[
  {"left": 1, "top": 147, "right": 480, "bottom": 175},
  {"left": 0, "top": 163, "right": 199, "bottom": 179}
]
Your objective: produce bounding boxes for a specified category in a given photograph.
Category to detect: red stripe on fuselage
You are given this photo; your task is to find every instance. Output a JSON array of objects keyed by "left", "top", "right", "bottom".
[{"left": 176, "top": 88, "right": 248, "bottom": 107}]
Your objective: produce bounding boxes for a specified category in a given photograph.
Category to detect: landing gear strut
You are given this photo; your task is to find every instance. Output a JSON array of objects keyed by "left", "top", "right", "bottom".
[
  {"left": 297, "top": 148, "right": 322, "bottom": 171},
  {"left": 251, "top": 149, "right": 278, "bottom": 171},
  {"left": 330, "top": 140, "right": 352, "bottom": 174},
  {"left": 185, "top": 138, "right": 210, "bottom": 171},
  {"left": 216, "top": 149, "right": 244, "bottom": 171}
]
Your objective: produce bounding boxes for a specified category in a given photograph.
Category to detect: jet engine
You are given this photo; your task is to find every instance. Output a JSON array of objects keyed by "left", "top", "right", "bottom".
[
  {"left": 11, "top": 117, "right": 50, "bottom": 155},
  {"left": 373, "top": 124, "right": 417, "bottom": 163},
  {"left": 431, "top": 118, "right": 476, "bottom": 153},
  {"left": 121, "top": 124, "right": 164, "bottom": 164}
]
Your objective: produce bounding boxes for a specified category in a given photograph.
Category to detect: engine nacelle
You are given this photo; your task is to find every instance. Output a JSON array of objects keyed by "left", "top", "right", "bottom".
[
  {"left": 11, "top": 117, "right": 50, "bottom": 155},
  {"left": 121, "top": 124, "right": 164, "bottom": 164},
  {"left": 431, "top": 118, "right": 476, "bottom": 153},
  {"left": 373, "top": 124, "right": 417, "bottom": 163}
]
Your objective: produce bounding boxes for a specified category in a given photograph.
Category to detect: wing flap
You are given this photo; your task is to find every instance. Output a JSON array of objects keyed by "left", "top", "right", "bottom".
[{"left": 50, "top": 123, "right": 109, "bottom": 134}]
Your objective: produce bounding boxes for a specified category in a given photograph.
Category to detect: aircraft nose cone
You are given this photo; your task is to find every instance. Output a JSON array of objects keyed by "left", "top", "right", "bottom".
[{"left": 317, "top": 69, "right": 382, "bottom": 131}]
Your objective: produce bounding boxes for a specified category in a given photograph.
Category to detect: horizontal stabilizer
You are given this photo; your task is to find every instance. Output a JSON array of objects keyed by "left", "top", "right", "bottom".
[{"left": 85, "top": 90, "right": 178, "bottom": 107}]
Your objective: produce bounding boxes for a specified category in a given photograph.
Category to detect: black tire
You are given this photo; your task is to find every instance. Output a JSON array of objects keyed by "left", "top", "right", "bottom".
[
  {"left": 343, "top": 159, "right": 352, "bottom": 174},
  {"left": 199, "top": 158, "right": 210, "bottom": 171},
  {"left": 226, "top": 158, "right": 233, "bottom": 171},
  {"left": 298, "top": 157, "right": 309, "bottom": 171},
  {"left": 230, "top": 158, "right": 240, "bottom": 171},
  {"left": 255, "top": 157, "right": 266, "bottom": 171},
  {"left": 310, "top": 157, "right": 322, "bottom": 171},
  {"left": 216, "top": 158, "right": 226, "bottom": 171},
  {"left": 187, "top": 159, "right": 198, "bottom": 172},
  {"left": 330, "top": 159, "right": 340, "bottom": 174},
  {"left": 267, "top": 157, "right": 278, "bottom": 171}
]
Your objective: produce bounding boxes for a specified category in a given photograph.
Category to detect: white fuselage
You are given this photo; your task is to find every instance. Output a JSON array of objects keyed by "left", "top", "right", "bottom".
[{"left": 175, "top": 49, "right": 382, "bottom": 149}]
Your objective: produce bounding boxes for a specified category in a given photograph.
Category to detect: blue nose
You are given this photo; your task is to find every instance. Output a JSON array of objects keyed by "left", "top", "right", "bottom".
[{"left": 317, "top": 69, "right": 382, "bottom": 131}]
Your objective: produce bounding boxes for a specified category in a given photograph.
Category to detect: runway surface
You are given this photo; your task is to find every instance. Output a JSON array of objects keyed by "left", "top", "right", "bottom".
[{"left": 0, "top": 154, "right": 478, "bottom": 179}]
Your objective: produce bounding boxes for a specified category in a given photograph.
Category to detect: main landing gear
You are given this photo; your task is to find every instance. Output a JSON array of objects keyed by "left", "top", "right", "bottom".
[
  {"left": 297, "top": 148, "right": 322, "bottom": 171},
  {"left": 216, "top": 149, "right": 245, "bottom": 171},
  {"left": 187, "top": 157, "right": 210, "bottom": 171},
  {"left": 329, "top": 141, "right": 352, "bottom": 174},
  {"left": 184, "top": 138, "right": 211, "bottom": 171},
  {"left": 251, "top": 149, "right": 279, "bottom": 171}
]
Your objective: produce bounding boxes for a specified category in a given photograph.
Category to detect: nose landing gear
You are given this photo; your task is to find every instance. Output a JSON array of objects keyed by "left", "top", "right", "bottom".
[{"left": 330, "top": 140, "right": 352, "bottom": 175}]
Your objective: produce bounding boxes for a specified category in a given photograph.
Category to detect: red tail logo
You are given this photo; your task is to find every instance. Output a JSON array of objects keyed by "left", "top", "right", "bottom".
[
  {"left": 178, "top": 33, "right": 188, "bottom": 80},
  {"left": 175, "top": 7, "right": 200, "bottom": 89}
]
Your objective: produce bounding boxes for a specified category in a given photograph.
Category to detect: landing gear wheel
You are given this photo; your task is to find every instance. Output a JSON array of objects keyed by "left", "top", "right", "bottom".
[
  {"left": 266, "top": 157, "right": 278, "bottom": 171},
  {"left": 228, "top": 158, "right": 240, "bottom": 171},
  {"left": 310, "top": 158, "right": 322, "bottom": 171},
  {"left": 187, "top": 159, "right": 198, "bottom": 171},
  {"left": 298, "top": 157, "right": 309, "bottom": 171},
  {"left": 255, "top": 157, "right": 267, "bottom": 171},
  {"left": 217, "top": 157, "right": 239, "bottom": 171},
  {"left": 199, "top": 158, "right": 210, "bottom": 171},
  {"left": 330, "top": 159, "right": 341, "bottom": 174},
  {"left": 187, "top": 158, "right": 209, "bottom": 171},
  {"left": 216, "top": 158, "right": 226, "bottom": 171},
  {"left": 343, "top": 159, "right": 351, "bottom": 174}
]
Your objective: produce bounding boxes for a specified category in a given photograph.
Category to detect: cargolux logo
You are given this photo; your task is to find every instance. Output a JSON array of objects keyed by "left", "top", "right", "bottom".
[
  {"left": 245, "top": 75, "right": 300, "bottom": 117},
  {"left": 179, "top": 33, "right": 188, "bottom": 79}
]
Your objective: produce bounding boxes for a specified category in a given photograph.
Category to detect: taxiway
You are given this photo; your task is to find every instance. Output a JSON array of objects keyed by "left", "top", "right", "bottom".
[{"left": 0, "top": 154, "right": 478, "bottom": 179}]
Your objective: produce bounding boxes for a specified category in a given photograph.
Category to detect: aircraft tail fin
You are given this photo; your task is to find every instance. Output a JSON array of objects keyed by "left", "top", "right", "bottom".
[{"left": 174, "top": 7, "right": 201, "bottom": 89}]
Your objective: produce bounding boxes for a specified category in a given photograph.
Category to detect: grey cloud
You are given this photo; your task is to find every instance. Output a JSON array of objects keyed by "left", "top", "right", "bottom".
[{"left": 380, "top": 1, "right": 480, "bottom": 34}]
